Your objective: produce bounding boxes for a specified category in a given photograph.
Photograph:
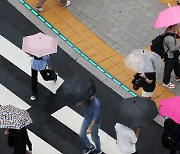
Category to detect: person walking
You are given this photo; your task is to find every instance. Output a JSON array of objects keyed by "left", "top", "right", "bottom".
[
  {"left": 5, "top": 127, "right": 32, "bottom": 154},
  {"left": 30, "top": 55, "right": 57, "bottom": 101},
  {"left": 34, "top": 0, "right": 71, "bottom": 12},
  {"left": 115, "top": 123, "right": 139, "bottom": 154},
  {"left": 77, "top": 92, "right": 102, "bottom": 154},
  {"left": 162, "top": 24, "right": 180, "bottom": 89},
  {"left": 139, "top": 72, "right": 156, "bottom": 99}
]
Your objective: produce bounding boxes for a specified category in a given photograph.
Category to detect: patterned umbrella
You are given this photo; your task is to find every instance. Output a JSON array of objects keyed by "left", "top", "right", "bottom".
[{"left": 0, "top": 105, "right": 32, "bottom": 130}]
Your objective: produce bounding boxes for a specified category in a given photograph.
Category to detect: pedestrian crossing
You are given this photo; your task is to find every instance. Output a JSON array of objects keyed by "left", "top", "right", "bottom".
[{"left": 0, "top": 35, "right": 125, "bottom": 154}]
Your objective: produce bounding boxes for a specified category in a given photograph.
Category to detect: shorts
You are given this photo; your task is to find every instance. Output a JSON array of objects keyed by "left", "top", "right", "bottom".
[{"left": 142, "top": 90, "right": 153, "bottom": 97}]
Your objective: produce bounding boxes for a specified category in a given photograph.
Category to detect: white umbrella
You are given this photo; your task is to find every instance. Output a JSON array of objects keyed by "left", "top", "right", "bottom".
[{"left": 123, "top": 49, "right": 163, "bottom": 73}]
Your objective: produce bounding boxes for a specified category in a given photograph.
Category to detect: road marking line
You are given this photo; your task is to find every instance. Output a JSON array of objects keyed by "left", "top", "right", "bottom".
[
  {"left": 0, "top": 84, "right": 31, "bottom": 110},
  {"left": 0, "top": 35, "right": 64, "bottom": 94},
  {"left": 52, "top": 106, "right": 122, "bottom": 154},
  {"left": 27, "top": 130, "right": 62, "bottom": 154}
]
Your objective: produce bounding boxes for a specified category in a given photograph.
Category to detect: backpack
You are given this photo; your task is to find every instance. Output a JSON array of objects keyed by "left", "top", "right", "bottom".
[{"left": 150, "top": 33, "right": 175, "bottom": 59}]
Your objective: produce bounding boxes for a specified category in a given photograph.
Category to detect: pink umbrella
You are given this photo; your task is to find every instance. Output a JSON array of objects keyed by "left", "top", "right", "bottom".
[
  {"left": 159, "top": 96, "right": 180, "bottom": 124},
  {"left": 153, "top": 5, "right": 180, "bottom": 28},
  {"left": 22, "top": 32, "right": 58, "bottom": 57}
]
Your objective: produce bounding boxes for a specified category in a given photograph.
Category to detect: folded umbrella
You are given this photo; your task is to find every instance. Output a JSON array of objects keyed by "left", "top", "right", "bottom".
[
  {"left": 159, "top": 96, "right": 180, "bottom": 124},
  {"left": 59, "top": 77, "right": 96, "bottom": 104},
  {"left": 22, "top": 32, "right": 58, "bottom": 57},
  {"left": 0, "top": 105, "right": 32, "bottom": 130},
  {"left": 113, "top": 96, "right": 158, "bottom": 128}
]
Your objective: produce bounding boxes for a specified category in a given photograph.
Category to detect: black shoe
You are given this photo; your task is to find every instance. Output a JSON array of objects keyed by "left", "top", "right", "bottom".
[{"left": 82, "top": 145, "right": 96, "bottom": 154}]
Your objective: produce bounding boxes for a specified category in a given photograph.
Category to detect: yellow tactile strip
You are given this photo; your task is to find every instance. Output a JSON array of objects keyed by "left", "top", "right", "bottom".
[
  {"left": 25, "top": 0, "right": 175, "bottom": 106},
  {"left": 159, "top": 0, "right": 177, "bottom": 6}
]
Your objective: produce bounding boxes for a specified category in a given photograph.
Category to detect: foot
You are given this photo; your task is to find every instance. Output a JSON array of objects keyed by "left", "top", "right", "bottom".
[
  {"left": 30, "top": 95, "right": 37, "bottom": 101},
  {"left": 62, "top": 1, "right": 71, "bottom": 7},
  {"left": 34, "top": 6, "right": 44, "bottom": 12},
  {"left": 82, "top": 145, "right": 95, "bottom": 154},
  {"left": 93, "top": 150, "right": 103, "bottom": 154},
  {"left": 163, "top": 82, "right": 175, "bottom": 89},
  {"left": 175, "top": 77, "right": 180, "bottom": 82}
]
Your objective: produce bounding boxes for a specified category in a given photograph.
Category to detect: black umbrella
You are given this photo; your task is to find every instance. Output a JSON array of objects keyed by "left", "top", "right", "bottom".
[
  {"left": 59, "top": 77, "right": 96, "bottom": 104},
  {"left": 113, "top": 96, "right": 158, "bottom": 128}
]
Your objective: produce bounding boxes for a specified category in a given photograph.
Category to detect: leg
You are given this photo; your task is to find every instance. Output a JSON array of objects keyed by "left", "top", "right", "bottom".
[
  {"left": 31, "top": 69, "right": 38, "bottom": 96},
  {"left": 91, "top": 122, "right": 101, "bottom": 151},
  {"left": 40, "top": 69, "right": 56, "bottom": 81},
  {"left": 34, "top": 0, "right": 46, "bottom": 8},
  {"left": 174, "top": 53, "right": 180, "bottom": 78},
  {"left": 163, "top": 58, "right": 174, "bottom": 84},
  {"left": 79, "top": 120, "right": 92, "bottom": 148}
]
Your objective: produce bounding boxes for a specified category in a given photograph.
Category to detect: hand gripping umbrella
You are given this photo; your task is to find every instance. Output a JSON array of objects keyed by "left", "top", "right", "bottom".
[
  {"left": 113, "top": 96, "right": 158, "bottom": 128},
  {"left": 0, "top": 105, "right": 32, "bottom": 130}
]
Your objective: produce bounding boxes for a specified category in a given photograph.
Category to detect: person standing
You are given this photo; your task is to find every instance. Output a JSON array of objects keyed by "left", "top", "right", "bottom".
[
  {"left": 5, "top": 127, "right": 32, "bottom": 154},
  {"left": 77, "top": 92, "right": 102, "bottom": 154},
  {"left": 162, "top": 24, "right": 180, "bottom": 89},
  {"left": 115, "top": 123, "right": 139, "bottom": 154},
  {"left": 34, "top": 0, "right": 71, "bottom": 12},
  {"left": 139, "top": 72, "right": 156, "bottom": 99},
  {"left": 30, "top": 55, "right": 57, "bottom": 101}
]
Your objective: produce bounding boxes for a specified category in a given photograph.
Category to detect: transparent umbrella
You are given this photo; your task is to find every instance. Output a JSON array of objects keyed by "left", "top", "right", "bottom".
[{"left": 123, "top": 49, "right": 163, "bottom": 73}]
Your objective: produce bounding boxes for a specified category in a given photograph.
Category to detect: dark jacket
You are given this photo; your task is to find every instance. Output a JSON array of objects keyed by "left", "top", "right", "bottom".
[{"left": 8, "top": 127, "right": 32, "bottom": 154}]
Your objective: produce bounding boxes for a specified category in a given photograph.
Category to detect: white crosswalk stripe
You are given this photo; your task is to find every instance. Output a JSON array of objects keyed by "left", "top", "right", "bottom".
[
  {"left": 0, "top": 35, "right": 64, "bottom": 94},
  {"left": 0, "top": 84, "right": 63, "bottom": 154},
  {"left": 52, "top": 106, "right": 123, "bottom": 154}
]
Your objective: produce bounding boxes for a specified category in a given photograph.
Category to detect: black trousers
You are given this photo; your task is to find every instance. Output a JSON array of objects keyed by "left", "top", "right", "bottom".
[
  {"left": 31, "top": 68, "right": 56, "bottom": 95},
  {"left": 163, "top": 57, "right": 180, "bottom": 84}
]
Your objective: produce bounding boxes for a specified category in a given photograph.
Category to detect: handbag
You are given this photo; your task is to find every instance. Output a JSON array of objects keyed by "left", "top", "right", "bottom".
[{"left": 131, "top": 73, "right": 144, "bottom": 90}]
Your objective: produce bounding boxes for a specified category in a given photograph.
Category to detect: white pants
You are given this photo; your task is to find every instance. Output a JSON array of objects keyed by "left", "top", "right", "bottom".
[{"left": 142, "top": 90, "right": 153, "bottom": 97}]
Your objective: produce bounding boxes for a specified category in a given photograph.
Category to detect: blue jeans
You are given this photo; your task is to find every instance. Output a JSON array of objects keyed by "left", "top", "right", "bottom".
[{"left": 79, "top": 119, "right": 101, "bottom": 151}]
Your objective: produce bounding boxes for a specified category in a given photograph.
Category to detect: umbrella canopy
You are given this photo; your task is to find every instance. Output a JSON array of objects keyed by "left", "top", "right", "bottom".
[
  {"left": 0, "top": 105, "right": 32, "bottom": 130},
  {"left": 153, "top": 6, "right": 180, "bottom": 28},
  {"left": 22, "top": 32, "right": 58, "bottom": 57},
  {"left": 59, "top": 77, "right": 96, "bottom": 104},
  {"left": 159, "top": 96, "right": 180, "bottom": 124},
  {"left": 123, "top": 49, "right": 163, "bottom": 73},
  {"left": 113, "top": 96, "right": 158, "bottom": 128}
]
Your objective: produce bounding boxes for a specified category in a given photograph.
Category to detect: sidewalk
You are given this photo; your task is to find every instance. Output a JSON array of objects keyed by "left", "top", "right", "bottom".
[{"left": 22, "top": 0, "right": 179, "bottom": 106}]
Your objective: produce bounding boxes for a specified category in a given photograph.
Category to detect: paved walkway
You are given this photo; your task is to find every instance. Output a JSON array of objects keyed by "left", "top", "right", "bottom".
[{"left": 23, "top": 0, "right": 179, "bottom": 107}]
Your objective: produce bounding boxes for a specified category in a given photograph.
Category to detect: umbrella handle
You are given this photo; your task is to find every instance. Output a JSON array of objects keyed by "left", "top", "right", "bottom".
[{"left": 168, "top": 3, "right": 171, "bottom": 7}]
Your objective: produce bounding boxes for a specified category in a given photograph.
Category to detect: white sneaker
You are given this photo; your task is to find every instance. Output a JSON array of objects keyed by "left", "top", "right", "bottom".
[
  {"left": 163, "top": 82, "right": 176, "bottom": 89},
  {"left": 30, "top": 95, "right": 36, "bottom": 101},
  {"left": 34, "top": 6, "right": 44, "bottom": 12},
  {"left": 62, "top": 1, "right": 71, "bottom": 7}
]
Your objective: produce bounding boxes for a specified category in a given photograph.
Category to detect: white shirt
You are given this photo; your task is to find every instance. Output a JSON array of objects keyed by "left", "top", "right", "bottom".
[{"left": 115, "top": 123, "right": 137, "bottom": 154}]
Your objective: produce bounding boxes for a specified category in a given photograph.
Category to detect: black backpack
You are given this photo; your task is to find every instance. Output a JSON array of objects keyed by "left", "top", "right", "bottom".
[{"left": 150, "top": 33, "right": 175, "bottom": 59}]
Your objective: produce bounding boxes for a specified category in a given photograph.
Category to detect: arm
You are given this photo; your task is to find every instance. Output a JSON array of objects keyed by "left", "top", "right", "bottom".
[
  {"left": 135, "top": 127, "right": 141, "bottom": 140},
  {"left": 86, "top": 120, "right": 96, "bottom": 134},
  {"left": 140, "top": 73, "right": 153, "bottom": 84}
]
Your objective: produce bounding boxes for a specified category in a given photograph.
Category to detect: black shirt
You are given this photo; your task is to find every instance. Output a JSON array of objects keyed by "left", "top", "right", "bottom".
[{"left": 142, "top": 72, "right": 156, "bottom": 92}]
